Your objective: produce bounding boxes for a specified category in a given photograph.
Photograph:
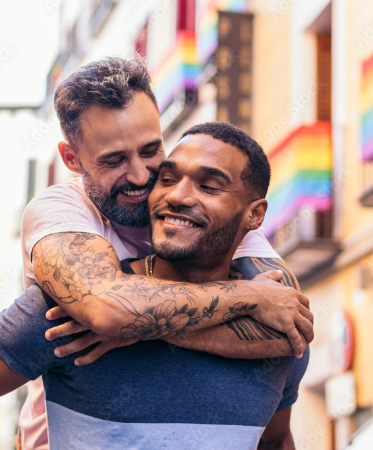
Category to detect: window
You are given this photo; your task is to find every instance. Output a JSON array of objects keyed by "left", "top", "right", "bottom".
[{"left": 316, "top": 34, "right": 332, "bottom": 121}]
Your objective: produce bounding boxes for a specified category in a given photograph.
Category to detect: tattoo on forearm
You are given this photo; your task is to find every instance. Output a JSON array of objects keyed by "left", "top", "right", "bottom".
[
  {"left": 34, "top": 233, "right": 254, "bottom": 340},
  {"left": 225, "top": 316, "right": 285, "bottom": 341},
  {"left": 119, "top": 296, "right": 220, "bottom": 340}
]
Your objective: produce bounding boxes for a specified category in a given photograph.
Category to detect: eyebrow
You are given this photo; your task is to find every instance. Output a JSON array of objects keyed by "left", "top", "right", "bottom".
[
  {"left": 159, "top": 160, "right": 176, "bottom": 170},
  {"left": 159, "top": 161, "right": 232, "bottom": 184},
  {"left": 197, "top": 166, "right": 232, "bottom": 184},
  {"left": 96, "top": 139, "right": 163, "bottom": 162}
]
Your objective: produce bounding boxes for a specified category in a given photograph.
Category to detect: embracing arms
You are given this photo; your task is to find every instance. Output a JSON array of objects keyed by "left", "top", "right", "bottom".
[
  {"left": 164, "top": 257, "right": 308, "bottom": 359},
  {"left": 33, "top": 232, "right": 312, "bottom": 351}
]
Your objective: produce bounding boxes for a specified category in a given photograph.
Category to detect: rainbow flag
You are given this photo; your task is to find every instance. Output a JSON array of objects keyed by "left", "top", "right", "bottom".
[
  {"left": 361, "top": 53, "right": 373, "bottom": 160},
  {"left": 151, "top": 30, "right": 200, "bottom": 113},
  {"left": 197, "top": 0, "right": 247, "bottom": 61},
  {"left": 264, "top": 122, "right": 333, "bottom": 237},
  {"left": 151, "top": 0, "right": 247, "bottom": 113}
]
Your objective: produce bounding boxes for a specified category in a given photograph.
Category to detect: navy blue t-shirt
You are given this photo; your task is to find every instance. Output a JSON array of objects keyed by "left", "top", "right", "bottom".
[{"left": 0, "top": 281, "right": 309, "bottom": 450}]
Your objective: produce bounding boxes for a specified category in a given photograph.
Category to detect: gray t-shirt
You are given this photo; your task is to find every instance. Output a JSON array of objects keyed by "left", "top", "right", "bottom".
[{"left": 0, "top": 284, "right": 309, "bottom": 450}]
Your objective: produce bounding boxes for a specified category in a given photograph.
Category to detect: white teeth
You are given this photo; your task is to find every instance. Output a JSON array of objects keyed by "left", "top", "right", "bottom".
[
  {"left": 164, "top": 217, "right": 197, "bottom": 227},
  {"left": 125, "top": 189, "right": 147, "bottom": 196}
]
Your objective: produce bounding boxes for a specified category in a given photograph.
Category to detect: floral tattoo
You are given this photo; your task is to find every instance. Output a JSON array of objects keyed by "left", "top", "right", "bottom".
[{"left": 33, "top": 233, "right": 255, "bottom": 340}]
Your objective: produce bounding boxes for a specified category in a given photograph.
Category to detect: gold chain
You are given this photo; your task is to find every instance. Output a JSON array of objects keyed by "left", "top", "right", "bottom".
[{"left": 145, "top": 254, "right": 155, "bottom": 277}]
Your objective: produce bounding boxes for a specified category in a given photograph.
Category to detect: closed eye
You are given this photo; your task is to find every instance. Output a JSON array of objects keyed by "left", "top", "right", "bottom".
[
  {"left": 160, "top": 177, "right": 176, "bottom": 185},
  {"left": 200, "top": 184, "right": 225, "bottom": 194},
  {"left": 141, "top": 144, "right": 162, "bottom": 158},
  {"left": 103, "top": 157, "right": 126, "bottom": 167}
]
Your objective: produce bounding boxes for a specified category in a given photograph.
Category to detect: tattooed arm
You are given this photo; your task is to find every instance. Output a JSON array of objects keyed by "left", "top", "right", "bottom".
[
  {"left": 164, "top": 257, "right": 308, "bottom": 359},
  {"left": 33, "top": 232, "right": 313, "bottom": 352}
]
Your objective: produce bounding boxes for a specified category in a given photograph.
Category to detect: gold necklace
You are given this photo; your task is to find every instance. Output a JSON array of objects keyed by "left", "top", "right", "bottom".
[{"left": 145, "top": 254, "right": 155, "bottom": 277}]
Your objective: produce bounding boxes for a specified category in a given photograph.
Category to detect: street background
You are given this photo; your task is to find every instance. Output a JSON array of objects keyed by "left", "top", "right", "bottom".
[{"left": 0, "top": 0, "right": 373, "bottom": 449}]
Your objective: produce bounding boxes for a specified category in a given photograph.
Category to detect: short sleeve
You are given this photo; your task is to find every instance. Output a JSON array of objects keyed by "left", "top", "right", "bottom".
[
  {"left": 0, "top": 284, "right": 66, "bottom": 380},
  {"left": 22, "top": 178, "right": 104, "bottom": 261},
  {"left": 21, "top": 178, "right": 106, "bottom": 287},
  {"left": 277, "top": 346, "right": 310, "bottom": 411},
  {"left": 233, "top": 227, "right": 280, "bottom": 260}
]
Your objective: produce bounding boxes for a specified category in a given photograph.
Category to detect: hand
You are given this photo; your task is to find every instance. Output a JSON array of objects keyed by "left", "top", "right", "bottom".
[
  {"left": 249, "top": 270, "right": 313, "bottom": 358},
  {"left": 45, "top": 306, "right": 138, "bottom": 366}
]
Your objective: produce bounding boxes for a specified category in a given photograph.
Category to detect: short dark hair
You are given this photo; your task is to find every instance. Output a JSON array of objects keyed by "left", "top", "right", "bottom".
[
  {"left": 54, "top": 56, "right": 158, "bottom": 150},
  {"left": 180, "top": 122, "right": 271, "bottom": 198}
]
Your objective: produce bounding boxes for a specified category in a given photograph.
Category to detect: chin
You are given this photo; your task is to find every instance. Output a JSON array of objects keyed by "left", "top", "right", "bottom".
[{"left": 152, "top": 241, "right": 193, "bottom": 261}]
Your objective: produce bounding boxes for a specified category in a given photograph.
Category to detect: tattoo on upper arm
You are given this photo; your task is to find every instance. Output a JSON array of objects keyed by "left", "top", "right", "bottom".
[
  {"left": 34, "top": 233, "right": 120, "bottom": 303},
  {"left": 225, "top": 257, "right": 300, "bottom": 342},
  {"left": 230, "top": 257, "right": 299, "bottom": 290}
]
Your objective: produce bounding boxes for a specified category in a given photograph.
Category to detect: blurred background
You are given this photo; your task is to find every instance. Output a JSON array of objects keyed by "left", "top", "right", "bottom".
[{"left": 0, "top": 0, "right": 373, "bottom": 448}]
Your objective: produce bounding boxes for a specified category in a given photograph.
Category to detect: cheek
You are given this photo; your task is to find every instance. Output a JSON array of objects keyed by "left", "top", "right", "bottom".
[
  {"left": 148, "top": 188, "right": 165, "bottom": 211},
  {"left": 103, "top": 167, "right": 129, "bottom": 188}
]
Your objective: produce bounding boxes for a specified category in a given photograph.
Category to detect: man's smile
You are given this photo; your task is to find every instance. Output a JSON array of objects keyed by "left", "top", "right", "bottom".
[
  {"left": 117, "top": 188, "right": 150, "bottom": 203},
  {"left": 158, "top": 213, "right": 202, "bottom": 229}
]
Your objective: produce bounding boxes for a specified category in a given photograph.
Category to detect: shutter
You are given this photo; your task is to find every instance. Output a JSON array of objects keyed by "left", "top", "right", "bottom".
[{"left": 317, "top": 34, "right": 332, "bottom": 121}]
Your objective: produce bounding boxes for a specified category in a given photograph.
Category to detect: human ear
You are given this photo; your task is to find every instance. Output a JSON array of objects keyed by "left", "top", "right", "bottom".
[
  {"left": 58, "top": 142, "right": 83, "bottom": 174},
  {"left": 244, "top": 199, "right": 268, "bottom": 231}
]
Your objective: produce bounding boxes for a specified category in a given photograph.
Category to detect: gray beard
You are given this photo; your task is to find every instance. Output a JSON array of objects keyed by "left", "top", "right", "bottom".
[{"left": 82, "top": 171, "right": 156, "bottom": 228}]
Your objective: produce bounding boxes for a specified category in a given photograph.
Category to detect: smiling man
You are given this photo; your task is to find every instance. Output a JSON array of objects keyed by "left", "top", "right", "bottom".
[
  {"left": 1, "top": 123, "right": 308, "bottom": 449},
  {"left": 17, "top": 57, "right": 312, "bottom": 449}
]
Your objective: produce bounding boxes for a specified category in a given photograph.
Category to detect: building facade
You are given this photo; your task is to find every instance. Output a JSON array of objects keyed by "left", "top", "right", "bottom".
[{"left": 3, "top": 0, "right": 373, "bottom": 448}]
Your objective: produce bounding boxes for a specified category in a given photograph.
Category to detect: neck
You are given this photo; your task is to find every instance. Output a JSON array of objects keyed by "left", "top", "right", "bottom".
[{"left": 151, "top": 253, "right": 234, "bottom": 283}]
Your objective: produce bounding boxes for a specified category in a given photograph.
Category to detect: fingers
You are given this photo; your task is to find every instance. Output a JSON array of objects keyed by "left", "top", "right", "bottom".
[
  {"left": 298, "top": 304, "right": 314, "bottom": 324},
  {"left": 45, "top": 320, "right": 89, "bottom": 341},
  {"left": 297, "top": 294, "right": 310, "bottom": 310},
  {"left": 285, "top": 326, "right": 304, "bottom": 359},
  {"left": 74, "top": 342, "right": 112, "bottom": 366},
  {"left": 54, "top": 332, "right": 101, "bottom": 358},
  {"left": 255, "top": 270, "right": 283, "bottom": 282},
  {"left": 295, "top": 316, "right": 314, "bottom": 344},
  {"left": 46, "top": 306, "right": 70, "bottom": 320}
]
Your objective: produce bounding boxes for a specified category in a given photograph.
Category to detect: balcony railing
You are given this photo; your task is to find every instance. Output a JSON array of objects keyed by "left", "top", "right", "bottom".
[
  {"left": 360, "top": 161, "right": 373, "bottom": 206},
  {"left": 273, "top": 207, "right": 340, "bottom": 280},
  {"left": 264, "top": 122, "right": 340, "bottom": 280}
]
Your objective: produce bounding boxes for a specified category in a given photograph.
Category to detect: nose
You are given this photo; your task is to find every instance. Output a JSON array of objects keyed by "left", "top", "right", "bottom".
[
  {"left": 164, "top": 178, "right": 196, "bottom": 208},
  {"left": 125, "top": 156, "right": 150, "bottom": 187}
]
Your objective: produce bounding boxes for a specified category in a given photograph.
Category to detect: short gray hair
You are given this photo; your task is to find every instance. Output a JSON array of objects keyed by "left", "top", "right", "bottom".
[{"left": 54, "top": 56, "right": 158, "bottom": 150}]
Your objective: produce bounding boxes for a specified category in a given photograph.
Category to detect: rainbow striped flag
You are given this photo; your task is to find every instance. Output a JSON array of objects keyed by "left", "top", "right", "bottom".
[
  {"left": 361, "top": 53, "right": 373, "bottom": 160},
  {"left": 264, "top": 122, "right": 333, "bottom": 237}
]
